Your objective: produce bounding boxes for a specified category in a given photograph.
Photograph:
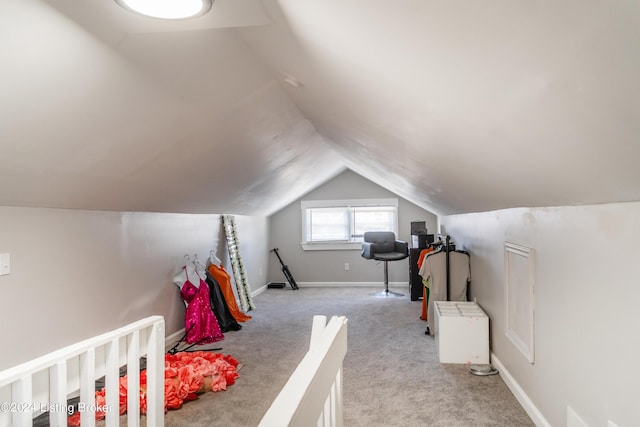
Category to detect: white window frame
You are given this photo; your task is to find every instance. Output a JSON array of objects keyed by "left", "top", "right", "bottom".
[{"left": 300, "top": 198, "right": 399, "bottom": 251}]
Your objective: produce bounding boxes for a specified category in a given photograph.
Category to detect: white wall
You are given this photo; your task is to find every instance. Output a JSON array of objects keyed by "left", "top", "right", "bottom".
[
  {"left": 268, "top": 170, "right": 438, "bottom": 285},
  {"left": 0, "top": 206, "right": 269, "bottom": 371},
  {"left": 442, "top": 202, "right": 640, "bottom": 427}
]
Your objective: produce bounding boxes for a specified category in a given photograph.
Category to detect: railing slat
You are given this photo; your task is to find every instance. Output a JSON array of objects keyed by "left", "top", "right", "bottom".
[
  {"left": 335, "top": 368, "right": 344, "bottom": 427},
  {"left": 322, "top": 392, "right": 331, "bottom": 426},
  {"left": 12, "top": 376, "right": 33, "bottom": 427},
  {"left": 80, "top": 348, "right": 96, "bottom": 427},
  {"left": 105, "top": 338, "right": 120, "bottom": 427},
  {"left": 127, "top": 331, "right": 140, "bottom": 427},
  {"left": 50, "top": 361, "right": 68, "bottom": 427},
  {"left": 146, "top": 321, "right": 165, "bottom": 427}
]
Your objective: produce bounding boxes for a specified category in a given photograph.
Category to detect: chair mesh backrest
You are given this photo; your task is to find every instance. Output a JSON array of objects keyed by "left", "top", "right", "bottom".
[{"left": 363, "top": 231, "right": 396, "bottom": 253}]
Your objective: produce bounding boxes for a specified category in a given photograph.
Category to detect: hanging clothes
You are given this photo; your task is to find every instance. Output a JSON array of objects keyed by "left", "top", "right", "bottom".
[
  {"left": 417, "top": 247, "right": 434, "bottom": 270},
  {"left": 417, "top": 246, "right": 435, "bottom": 321},
  {"left": 206, "top": 271, "right": 242, "bottom": 332},
  {"left": 176, "top": 264, "right": 224, "bottom": 344},
  {"left": 419, "top": 250, "right": 470, "bottom": 335},
  {"left": 208, "top": 263, "right": 252, "bottom": 322}
]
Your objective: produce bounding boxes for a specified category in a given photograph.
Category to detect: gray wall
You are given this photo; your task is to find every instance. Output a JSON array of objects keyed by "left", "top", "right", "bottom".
[
  {"left": 442, "top": 202, "right": 640, "bottom": 427},
  {"left": 268, "top": 170, "right": 438, "bottom": 286},
  {"left": 0, "top": 207, "right": 269, "bottom": 371}
]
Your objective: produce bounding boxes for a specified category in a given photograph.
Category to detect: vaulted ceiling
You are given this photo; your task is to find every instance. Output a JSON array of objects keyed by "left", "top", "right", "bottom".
[{"left": 2, "top": 0, "right": 640, "bottom": 216}]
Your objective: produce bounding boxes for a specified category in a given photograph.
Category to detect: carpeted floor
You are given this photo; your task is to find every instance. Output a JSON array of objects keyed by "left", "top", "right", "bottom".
[{"left": 162, "top": 286, "right": 534, "bottom": 427}]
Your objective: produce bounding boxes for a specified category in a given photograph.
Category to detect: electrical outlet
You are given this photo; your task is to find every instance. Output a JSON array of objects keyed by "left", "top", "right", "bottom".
[{"left": 344, "top": 262, "right": 350, "bottom": 271}]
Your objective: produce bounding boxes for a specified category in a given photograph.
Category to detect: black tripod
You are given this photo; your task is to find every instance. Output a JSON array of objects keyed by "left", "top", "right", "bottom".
[{"left": 271, "top": 248, "right": 299, "bottom": 290}]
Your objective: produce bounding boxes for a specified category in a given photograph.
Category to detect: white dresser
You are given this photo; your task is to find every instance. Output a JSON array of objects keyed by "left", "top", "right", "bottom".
[{"left": 434, "top": 301, "right": 489, "bottom": 364}]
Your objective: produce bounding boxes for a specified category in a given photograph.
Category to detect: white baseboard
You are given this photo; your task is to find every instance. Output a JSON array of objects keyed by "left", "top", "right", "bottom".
[
  {"left": 165, "top": 328, "right": 186, "bottom": 351},
  {"left": 252, "top": 284, "right": 268, "bottom": 297},
  {"left": 567, "top": 406, "right": 590, "bottom": 427},
  {"left": 296, "top": 281, "right": 409, "bottom": 288},
  {"left": 491, "top": 353, "right": 551, "bottom": 427}
]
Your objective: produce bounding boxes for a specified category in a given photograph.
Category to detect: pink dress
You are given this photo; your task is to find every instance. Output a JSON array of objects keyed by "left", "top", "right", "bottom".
[{"left": 180, "top": 270, "right": 224, "bottom": 344}]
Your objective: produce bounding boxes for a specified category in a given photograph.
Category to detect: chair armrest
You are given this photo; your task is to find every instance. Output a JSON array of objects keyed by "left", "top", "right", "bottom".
[
  {"left": 361, "top": 242, "right": 375, "bottom": 259},
  {"left": 394, "top": 240, "right": 409, "bottom": 256}
]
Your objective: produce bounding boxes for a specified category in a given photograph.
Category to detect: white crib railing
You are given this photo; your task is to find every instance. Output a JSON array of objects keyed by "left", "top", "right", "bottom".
[
  {"left": 0, "top": 316, "right": 165, "bottom": 427},
  {"left": 259, "top": 315, "right": 348, "bottom": 427}
]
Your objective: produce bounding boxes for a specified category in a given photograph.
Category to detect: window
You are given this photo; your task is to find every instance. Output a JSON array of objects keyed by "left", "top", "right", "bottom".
[{"left": 301, "top": 198, "right": 398, "bottom": 250}]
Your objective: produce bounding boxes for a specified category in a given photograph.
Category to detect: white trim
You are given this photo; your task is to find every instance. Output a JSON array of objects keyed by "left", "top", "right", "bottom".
[
  {"left": 296, "top": 282, "right": 409, "bottom": 288},
  {"left": 491, "top": 353, "right": 550, "bottom": 427},
  {"left": 301, "top": 198, "right": 398, "bottom": 209},
  {"left": 504, "top": 242, "right": 536, "bottom": 364},
  {"left": 567, "top": 406, "right": 590, "bottom": 427},
  {"left": 301, "top": 243, "right": 362, "bottom": 251},
  {"left": 251, "top": 284, "right": 268, "bottom": 297}
]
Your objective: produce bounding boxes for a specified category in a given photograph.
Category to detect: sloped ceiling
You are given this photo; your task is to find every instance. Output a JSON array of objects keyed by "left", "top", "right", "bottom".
[{"left": 2, "top": 0, "right": 640, "bottom": 216}]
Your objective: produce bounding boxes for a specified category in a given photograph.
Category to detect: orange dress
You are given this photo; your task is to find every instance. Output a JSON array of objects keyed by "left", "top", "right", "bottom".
[
  {"left": 207, "top": 264, "right": 252, "bottom": 322},
  {"left": 417, "top": 247, "right": 434, "bottom": 269}
]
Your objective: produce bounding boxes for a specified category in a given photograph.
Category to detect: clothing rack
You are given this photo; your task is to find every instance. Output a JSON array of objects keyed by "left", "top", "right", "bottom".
[
  {"left": 427, "top": 236, "right": 451, "bottom": 335},
  {"left": 445, "top": 235, "right": 451, "bottom": 301},
  {"left": 438, "top": 234, "right": 460, "bottom": 300},
  {"left": 423, "top": 234, "right": 468, "bottom": 335}
]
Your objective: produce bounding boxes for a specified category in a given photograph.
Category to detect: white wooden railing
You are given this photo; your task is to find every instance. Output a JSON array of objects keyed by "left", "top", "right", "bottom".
[
  {"left": 0, "top": 316, "right": 165, "bottom": 427},
  {"left": 259, "top": 315, "right": 348, "bottom": 427}
]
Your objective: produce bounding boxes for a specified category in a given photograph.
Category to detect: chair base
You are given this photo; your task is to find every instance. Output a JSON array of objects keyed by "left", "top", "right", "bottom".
[
  {"left": 370, "top": 259, "right": 405, "bottom": 297},
  {"left": 370, "top": 288, "right": 404, "bottom": 298}
]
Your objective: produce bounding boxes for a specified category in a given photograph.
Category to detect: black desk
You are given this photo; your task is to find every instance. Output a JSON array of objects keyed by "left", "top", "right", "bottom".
[{"left": 409, "top": 248, "right": 424, "bottom": 301}]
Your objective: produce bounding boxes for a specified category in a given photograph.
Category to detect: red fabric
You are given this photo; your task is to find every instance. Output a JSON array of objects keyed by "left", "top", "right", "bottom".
[
  {"left": 68, "top": 351, "right": 239, "bottom": 425},
  {"left": 418, "top": 247, "right": 434, "bottom": 321},
  {"left": 421, "top": 286, "right": 428, "bottom": 321},
  {"left": 180, "top": 277, "right": 224, "bottom": 344}
]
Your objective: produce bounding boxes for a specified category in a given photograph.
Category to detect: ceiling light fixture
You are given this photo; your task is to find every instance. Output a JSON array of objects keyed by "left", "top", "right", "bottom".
[{"left": 115, "top": 0, "right": 212, "bottom": 20}]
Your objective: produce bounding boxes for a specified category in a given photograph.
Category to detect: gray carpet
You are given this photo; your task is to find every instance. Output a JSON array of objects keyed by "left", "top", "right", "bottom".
[{"left": 164, "top": 286, "right": 534, "bottom": 427}]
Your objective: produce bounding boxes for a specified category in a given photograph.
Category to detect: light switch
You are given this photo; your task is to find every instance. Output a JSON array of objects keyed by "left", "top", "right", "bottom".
[{"left": 0, "top": 253, "right": 10, "bottom": 275}]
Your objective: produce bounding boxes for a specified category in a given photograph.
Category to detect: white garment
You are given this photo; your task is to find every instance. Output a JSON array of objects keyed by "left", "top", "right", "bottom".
[
  {"left": 419, "top": 250, "right": 470, "bottom": 335},
  {"left": 173, "top": 262, "right": 201, "bottom": 289}
]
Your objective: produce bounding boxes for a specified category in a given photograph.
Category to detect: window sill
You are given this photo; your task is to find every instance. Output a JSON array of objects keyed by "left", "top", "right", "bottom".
[{"left": 301, "top": 243, "right": 362, "bottom": 251}]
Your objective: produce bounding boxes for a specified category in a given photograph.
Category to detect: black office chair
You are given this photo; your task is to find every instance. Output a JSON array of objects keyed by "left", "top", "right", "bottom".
[{"left": 361, "top": 231, "right": 409, "bottom": 297}]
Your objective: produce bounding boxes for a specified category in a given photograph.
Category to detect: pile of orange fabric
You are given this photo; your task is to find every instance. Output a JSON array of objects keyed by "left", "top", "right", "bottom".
[{"left": 68, "top": 351, "right": 239, "bottom": 425}]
